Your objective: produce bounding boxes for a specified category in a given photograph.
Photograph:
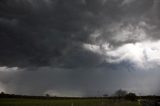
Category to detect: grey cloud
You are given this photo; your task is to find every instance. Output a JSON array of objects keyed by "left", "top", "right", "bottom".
[
  {"left": 0, "top": 0, "right": 160, "bottom": 96},
  {"left": 0, "top": 67, "right": 160, "bottom": 96},
  {"left": 0, "top": 0, "right": 158, "bottom": 68}
]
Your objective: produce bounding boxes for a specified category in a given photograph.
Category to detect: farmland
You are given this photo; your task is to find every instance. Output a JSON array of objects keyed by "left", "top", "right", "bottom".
[{"left": 0, "top": 98, "right": 140, "bottom": 106}]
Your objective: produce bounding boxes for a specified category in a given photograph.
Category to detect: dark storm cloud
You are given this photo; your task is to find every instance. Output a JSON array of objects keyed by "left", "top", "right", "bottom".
[
  {"left": 0, "top": 0, "right": 157, "bottom": 68},
  {"left": 0, "top": 0, "right": 101, "bottom": 67},
  {"left": 1, "top": 0, "right": 160, "bottom": 97}
]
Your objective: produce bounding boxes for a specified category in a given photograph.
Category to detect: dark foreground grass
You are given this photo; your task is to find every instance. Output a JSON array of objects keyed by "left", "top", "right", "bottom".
[{"left": 0, "top": 98, "right": 141, "bottom": 106}]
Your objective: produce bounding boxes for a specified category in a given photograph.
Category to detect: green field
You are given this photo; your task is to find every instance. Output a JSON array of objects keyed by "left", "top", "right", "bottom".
[{"left": 0, "top": 98, "right": 141, "bottom": 106}]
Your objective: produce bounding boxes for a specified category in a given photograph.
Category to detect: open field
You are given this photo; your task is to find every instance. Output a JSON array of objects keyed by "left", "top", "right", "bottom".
[{"left": 0, "top": 98, "right": 141, "bottom": 106}]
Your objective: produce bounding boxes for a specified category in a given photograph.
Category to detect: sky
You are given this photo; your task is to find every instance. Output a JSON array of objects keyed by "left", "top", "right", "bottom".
[{"left": 0, "top": 0, "right": 160, "bottom": 97}]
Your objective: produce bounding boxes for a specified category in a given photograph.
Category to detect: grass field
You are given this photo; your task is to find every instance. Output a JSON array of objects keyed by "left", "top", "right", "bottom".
[{"left": 0, "top": 98, "right": 141, "bottom": 106}]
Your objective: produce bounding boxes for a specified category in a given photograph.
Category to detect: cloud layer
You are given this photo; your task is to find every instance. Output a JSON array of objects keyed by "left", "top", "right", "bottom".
[
  {"left": 0, "top": 0, "right": 160, "bottom": 96},
  {"left": 0, "top": 0, "right": 159, "bottom": 68},
  {"left": 0, "top": 67, "right": 160, "bottom": 96}
]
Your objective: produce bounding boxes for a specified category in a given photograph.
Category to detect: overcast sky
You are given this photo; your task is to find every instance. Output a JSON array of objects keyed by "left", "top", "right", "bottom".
[{"left": 0, "top": 0, "right": 160, "bottom": 97}]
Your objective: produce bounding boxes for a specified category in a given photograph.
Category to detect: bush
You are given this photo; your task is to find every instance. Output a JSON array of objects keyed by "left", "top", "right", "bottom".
[
  {"left": 114, "top": 89, "right": 127, "bottom": 97},
  {"left": 125, "top": 93, "right": 137, "bottom": 101}
]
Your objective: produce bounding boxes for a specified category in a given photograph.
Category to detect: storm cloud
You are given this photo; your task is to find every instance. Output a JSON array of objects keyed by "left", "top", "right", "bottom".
[
  {"left": 0, "top": 0, "right": 158, "bottom": 68},
  {"left": 0, "top": 0, "right": 160, "bottom": 96}
]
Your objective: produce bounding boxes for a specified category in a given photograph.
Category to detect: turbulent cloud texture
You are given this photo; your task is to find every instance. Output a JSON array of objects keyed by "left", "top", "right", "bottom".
[
  {"left": 0, "top": 0, "right": 160, "bottom": 96},
  {"left": 84, "top": 40, "right": 160, "bottom": 69},
  {"left": 0, "top": 0, "right": 158, "bottom": 68}
]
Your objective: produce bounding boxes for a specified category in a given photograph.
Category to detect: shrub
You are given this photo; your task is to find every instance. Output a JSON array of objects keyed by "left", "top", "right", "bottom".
[{"left": 125, "top": 93, "right": 137, "bottom": 101}]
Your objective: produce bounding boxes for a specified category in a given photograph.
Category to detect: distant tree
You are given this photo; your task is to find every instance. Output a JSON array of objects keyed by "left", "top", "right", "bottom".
[
  {"left": 114, "top": 89, "right": 127, "bottom": 98},
  {"left": 125, "top": 93, "right": 137, "bottom": 101},
  {"left": 0, "top": 92, "right": 5, "bottom": 95},
  {"left": 45, "top": 94, "right": 50, "bottom": 97}
]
